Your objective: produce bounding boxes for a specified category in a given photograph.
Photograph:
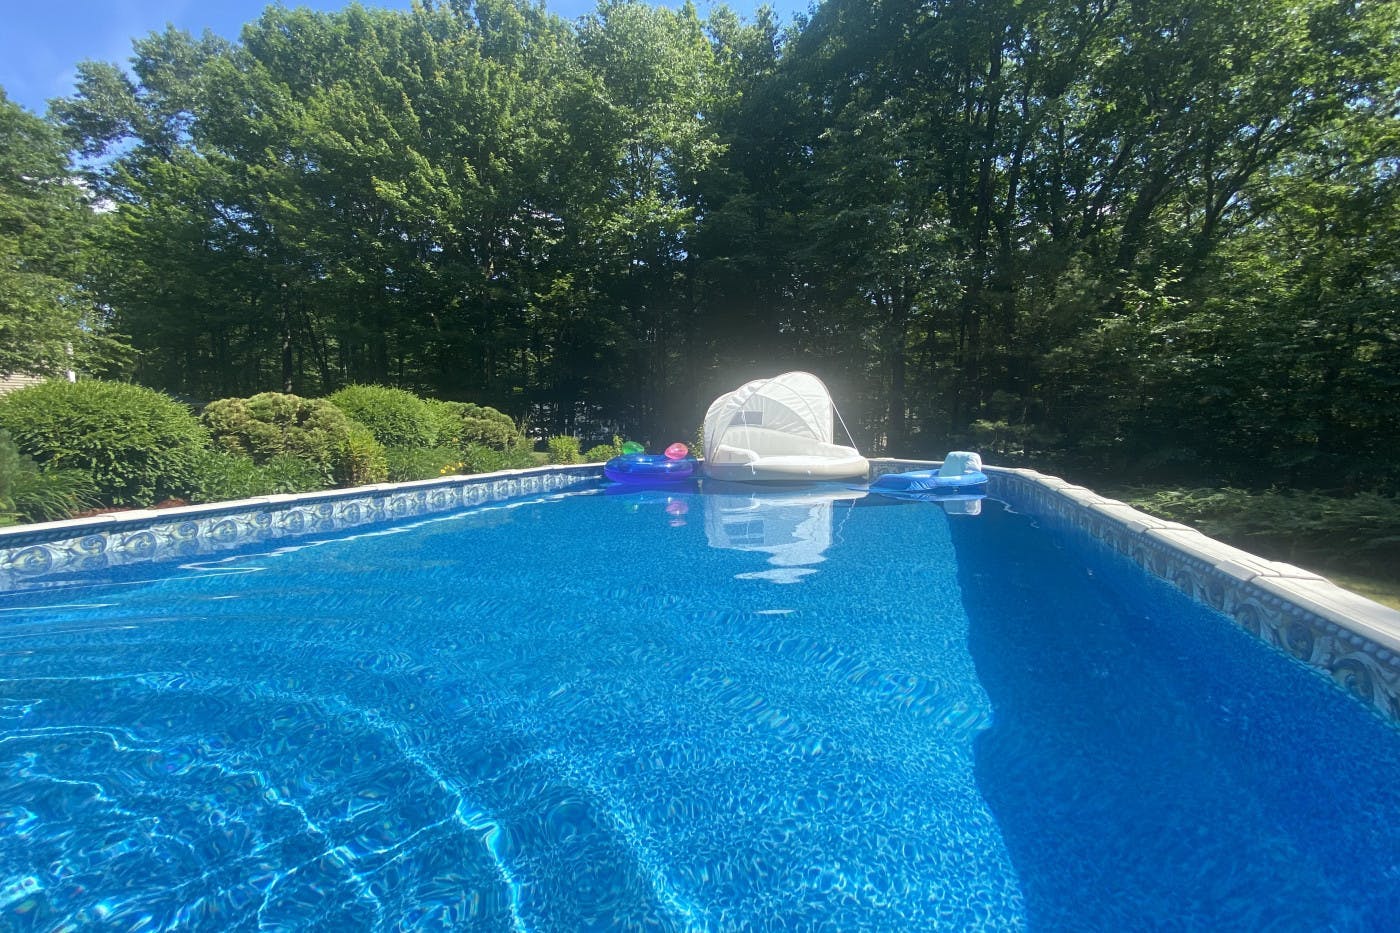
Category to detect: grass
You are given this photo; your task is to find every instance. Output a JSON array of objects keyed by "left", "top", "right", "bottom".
[{"left": 1106, "top": 486, "right": 1400, "bottom": 611}]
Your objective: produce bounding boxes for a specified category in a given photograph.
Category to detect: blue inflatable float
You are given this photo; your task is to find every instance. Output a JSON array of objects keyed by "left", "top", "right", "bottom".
[
  {"left": 604, "top": 453, "right": 698, "bottom": 485},
  {"left": 871, "top": 451, "right": 987, "bottom": 495}
]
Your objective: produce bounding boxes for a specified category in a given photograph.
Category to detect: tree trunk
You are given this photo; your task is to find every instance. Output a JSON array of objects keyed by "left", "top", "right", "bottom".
[{"left": 280, "top": 296, "right": 295, "bottom": 393}]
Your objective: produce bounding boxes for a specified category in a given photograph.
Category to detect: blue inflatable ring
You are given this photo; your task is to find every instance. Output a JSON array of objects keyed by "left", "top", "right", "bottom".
[{"left": 604, "top": 453, "right": 698, "bottom": 484}]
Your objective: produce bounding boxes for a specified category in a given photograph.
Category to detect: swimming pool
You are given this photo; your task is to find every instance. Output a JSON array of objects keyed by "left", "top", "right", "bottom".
[{"left": 2, "top": 477, "right": 1398, "bottom": 928}]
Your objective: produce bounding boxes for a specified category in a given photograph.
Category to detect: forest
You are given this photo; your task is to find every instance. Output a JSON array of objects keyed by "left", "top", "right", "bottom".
[{"left": 2, "top": 0, "right": 1397, "bottom": 496}]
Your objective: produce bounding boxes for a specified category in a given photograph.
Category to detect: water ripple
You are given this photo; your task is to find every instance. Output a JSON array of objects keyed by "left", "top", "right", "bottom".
[{"left": 3, "top": 489, "right": 1390, "bottom": 928}]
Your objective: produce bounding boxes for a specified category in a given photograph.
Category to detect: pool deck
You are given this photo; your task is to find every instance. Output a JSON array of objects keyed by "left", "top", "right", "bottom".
[{"left": 2, "top": 460, "right": 1397, "bottom": 725}]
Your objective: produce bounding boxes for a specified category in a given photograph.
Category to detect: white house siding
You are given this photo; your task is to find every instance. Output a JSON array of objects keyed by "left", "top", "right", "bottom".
[{"left": 0, "top": 374, "right": 43, "bottom": 396}]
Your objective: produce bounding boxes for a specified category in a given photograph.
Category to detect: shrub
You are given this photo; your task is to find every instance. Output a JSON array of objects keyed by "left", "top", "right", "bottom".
[
  {"left": 583, "top": 436, "right": 626, "bottom": 462},
  {"left": 201, "top": 392, "right": 352, "bottom": 482},
  {"left": 462, "top": 402, "right": 519, "bottom": 443},
  {"left": 337, "top": 422, "right": 389, "bottom": 486},
  {"left": 262, "top": 455, "right": 327, "bottom": 491},
  {"left": 461, "top": 443, "right": 537, "bottom": 474},
  {"left": 546, "top": 435, "right": 583, "bottom": 465},
  {"left": 425, "top": 400, "right": 466, "bottom": 449},
  {"left": 187, "top": 450, "right": 327, "bottom": 503},
  {"left": 0, "top": 430, "right": 97, "bottom": 525},
  {"left": 0, "top": 379, "right": 207, "bottom": 505},
  {"left": 462, "top": 402, "right": 514, "bottom": 426},
  {"left": 8, "top": 469, "right": 98, "bottom": 524},
  {"left": 426, "top": 399, "right": 522, "bottom": 451},
  {"left": 385, "top": 445, "right": 465, "bottom": 482},
  {"left": 1115, "top": 486, "right": 1400, "bottom": 576},
  {"left": 327, "top": 385, "right": 437, "bottom": 450},
  {"left": 461, "top": 413, "right": 520, "bottom": 450}
]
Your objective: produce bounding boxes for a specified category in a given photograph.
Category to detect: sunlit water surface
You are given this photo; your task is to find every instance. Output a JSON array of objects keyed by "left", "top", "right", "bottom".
[{"left": 1, "top": 484, "right": 1398, "bottom": 930}]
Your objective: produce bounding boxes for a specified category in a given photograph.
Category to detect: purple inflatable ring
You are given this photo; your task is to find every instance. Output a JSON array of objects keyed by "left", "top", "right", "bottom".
[{"left": 604, "top": 453, "right": 698, "bottom": 484}]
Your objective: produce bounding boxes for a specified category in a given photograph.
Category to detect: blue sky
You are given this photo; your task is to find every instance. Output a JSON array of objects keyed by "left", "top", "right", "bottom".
[{"left": 1, "top": 0, "right": 813, "bottom": 115}]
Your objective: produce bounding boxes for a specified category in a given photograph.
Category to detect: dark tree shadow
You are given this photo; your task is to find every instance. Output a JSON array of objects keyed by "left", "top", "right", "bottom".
[{"left": 948, "top": 502, "right": 1400, "bottom": 929}]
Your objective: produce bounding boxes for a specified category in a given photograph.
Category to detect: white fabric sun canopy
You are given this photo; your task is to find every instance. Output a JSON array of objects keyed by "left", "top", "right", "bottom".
[{"left": 702, "top": 372, "right": 869, "bottom": 482}]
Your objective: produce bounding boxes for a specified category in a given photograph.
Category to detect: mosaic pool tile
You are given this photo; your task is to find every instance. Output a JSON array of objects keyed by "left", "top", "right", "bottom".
[{"left": 0, "top": 466, "right": 599, "bottom": 591}]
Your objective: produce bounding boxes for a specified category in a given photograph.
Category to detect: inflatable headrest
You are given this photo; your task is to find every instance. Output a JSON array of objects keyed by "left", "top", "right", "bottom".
[{"left": 938, "top": 450, "right": 983, "bottom": 478}]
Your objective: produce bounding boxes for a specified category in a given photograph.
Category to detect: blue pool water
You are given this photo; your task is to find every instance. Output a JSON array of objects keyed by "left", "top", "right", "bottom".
[{"left": 1, "top": 484, "right": 1398, "bottom": 930}]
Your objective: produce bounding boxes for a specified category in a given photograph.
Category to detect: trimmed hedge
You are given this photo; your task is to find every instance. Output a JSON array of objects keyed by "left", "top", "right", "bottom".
[
  {"left": 201, "top": 392, "right": 355, "bottom": 484},
  {"left": 546, "top": 436, "right": 583, "bottom": 464},
  {"left": 338, "top": 422, "right": 389, "bottom": 486},
  {"left": 327, "top": 385, "right": 438, "bottom": 450},
  {"left": 461, "top": 402, "right": 520, "bottom": 450},
  {"left": 0, "top": 380, "right": 543, "bottom": 520},
  {"left": 426, "top": 399, "right": 522, "bottom": 451},
  {"left": 0, "top": 380, "right": 207, "bottom": 505}
]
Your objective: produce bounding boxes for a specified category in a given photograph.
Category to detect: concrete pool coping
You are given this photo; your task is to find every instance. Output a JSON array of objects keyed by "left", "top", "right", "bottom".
[{"left": 2, "top": 459, "right": 1397, "bottom": 723}]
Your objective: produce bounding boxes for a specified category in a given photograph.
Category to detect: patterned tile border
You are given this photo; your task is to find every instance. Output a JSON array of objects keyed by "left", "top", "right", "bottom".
[
  {"left": 870, "top": 459, "right": 1400, "bottom": 724},
  {"left": 0, "top": 465, "right": 601, "bottom": 592}
]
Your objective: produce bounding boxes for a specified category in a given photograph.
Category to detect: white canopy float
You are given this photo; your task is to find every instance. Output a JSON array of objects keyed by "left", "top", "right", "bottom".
[{"left": 702, "top": 371, "right": 869, "bottom": 482}]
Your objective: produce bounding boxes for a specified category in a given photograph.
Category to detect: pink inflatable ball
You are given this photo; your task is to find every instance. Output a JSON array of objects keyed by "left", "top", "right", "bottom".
[{"left": 664, "top": 442, "right": 689, "bottom": 460}]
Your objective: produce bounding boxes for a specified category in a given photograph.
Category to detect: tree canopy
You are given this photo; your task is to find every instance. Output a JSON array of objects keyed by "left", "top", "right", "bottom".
[
  {"left": 0, "top": 89, "right": 120, "bottom": 377},
  {"left": 7, "top": 0, "right": 1396, "bottom": 491}
]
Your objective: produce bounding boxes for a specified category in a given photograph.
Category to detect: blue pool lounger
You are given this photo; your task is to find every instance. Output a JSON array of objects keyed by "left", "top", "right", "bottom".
[{"left": 872, "top": 450, "right": 988, "bottom": 494}]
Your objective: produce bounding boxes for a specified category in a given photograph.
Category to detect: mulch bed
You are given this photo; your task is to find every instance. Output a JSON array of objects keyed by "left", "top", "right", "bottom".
[{"left": 72, "top": 499, "right": 191, "bottom": 519}]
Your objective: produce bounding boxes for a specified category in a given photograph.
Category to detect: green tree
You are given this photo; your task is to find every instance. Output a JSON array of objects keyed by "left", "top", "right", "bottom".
[
  {"left": 39, "top": 0, "right": 1400, "bottom": 494},
  {"left": 0, "top": 90, "right": 118, "bottom": 377},
  {"left": 731, "top": 0, "right": 1398, "bottom": 479},
  {"left": 56, "top": 5, "right": 561, "bottom": 401}
]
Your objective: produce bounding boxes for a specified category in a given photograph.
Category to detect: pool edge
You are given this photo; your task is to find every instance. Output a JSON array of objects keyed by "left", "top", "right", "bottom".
[
  {"left": 871, "top": 458, "right": 1400, "bottom": 724},
  {"left": 0, "top": 464, "right": 603, "bottom": 590}
]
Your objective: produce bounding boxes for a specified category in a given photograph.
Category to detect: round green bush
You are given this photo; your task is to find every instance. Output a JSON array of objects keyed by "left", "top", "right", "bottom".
[
  {"left": 461, "top": 413, "right": 520, "bottom": 450},
  {"left": 425, "top": 400, "right": 467, "bottom": 449},
  {"left": 337, "top": 422, "right": 389, "bottom": 486},
  {"left": 424, "top": 399, "right": 521, "bottom": 451},
  {"left": 0, "top": 380, "right": 207, "bottom": 506},
  {"left": 583, "top": 444, "right": 619, "bottom": 463},
  {"left": 461, "top": 402, "right": 517, "bottom": 431},
  {"left": 327, "top": 385, "right": 438, "bottom": 450},
  {"left": 546, "top": 435, "right": 583, "bottom": 465},
  {"left": 201, "top": 392, "right": 352, "bottom": 482}
]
